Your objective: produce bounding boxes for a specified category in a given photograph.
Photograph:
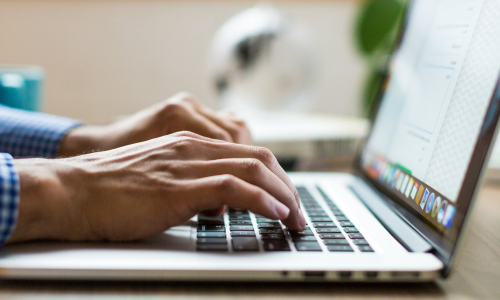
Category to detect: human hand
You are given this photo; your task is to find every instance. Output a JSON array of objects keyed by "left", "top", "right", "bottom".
[
  {"left": 10, "top": 132, "right": 305, "bottom": 243},
  {"left": 59, "top": 93, "right": 252, "bottom": 157}
]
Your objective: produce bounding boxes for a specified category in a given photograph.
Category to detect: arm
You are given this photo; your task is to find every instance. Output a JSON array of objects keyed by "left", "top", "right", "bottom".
[
  {"left": 8, "top": 132, "right": 305, "bottom": 244},
  {"left": 59, "top": 93, "right": 252, "bottom": 157}
]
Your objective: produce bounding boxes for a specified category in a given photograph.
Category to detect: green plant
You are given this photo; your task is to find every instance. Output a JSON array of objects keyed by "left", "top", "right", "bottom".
[{"left": 354, "top": 0, "right": 408, "bottom": 118}]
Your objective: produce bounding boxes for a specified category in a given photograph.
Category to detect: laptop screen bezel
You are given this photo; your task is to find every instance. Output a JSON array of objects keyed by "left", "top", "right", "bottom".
[{"left": 354, "top": 0, "right": 500, "bottom": 276}]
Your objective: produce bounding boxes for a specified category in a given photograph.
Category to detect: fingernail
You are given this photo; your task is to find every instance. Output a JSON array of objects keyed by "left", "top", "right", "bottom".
[
  {"left": 298, "top": 209, "right": 306, "bottom": 228},
  {"left": 274, "top": 202, "right": 290, "bottom": 219}
]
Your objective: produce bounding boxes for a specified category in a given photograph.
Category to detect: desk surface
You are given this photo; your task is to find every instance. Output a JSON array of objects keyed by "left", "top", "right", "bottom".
[{"left": 1, "top": 184, "right": 499, "bottom": 300}]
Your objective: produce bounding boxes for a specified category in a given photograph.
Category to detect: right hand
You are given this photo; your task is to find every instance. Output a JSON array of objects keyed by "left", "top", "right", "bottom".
[{"left": 10, "top": 131, "right": 306, "bottom": 243}]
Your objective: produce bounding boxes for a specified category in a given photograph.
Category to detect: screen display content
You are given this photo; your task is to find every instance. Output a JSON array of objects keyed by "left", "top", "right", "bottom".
[{"left": 361, "top": 0, "right": 500, "bottom": 237}]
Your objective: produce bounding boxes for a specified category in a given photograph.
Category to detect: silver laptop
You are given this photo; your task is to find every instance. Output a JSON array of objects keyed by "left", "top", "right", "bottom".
[{"left": 2, "top": 0, "right": 500, "bottom": 282}]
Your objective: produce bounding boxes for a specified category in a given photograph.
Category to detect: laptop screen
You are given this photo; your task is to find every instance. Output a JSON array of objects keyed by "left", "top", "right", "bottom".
[{"left": 360, "top": 0, "right": 500, "bottom": 257}]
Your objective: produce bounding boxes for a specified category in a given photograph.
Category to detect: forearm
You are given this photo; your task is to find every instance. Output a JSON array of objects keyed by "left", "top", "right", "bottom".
[
  {"left": 7, "top": 159, "right": 86, "bottom": 243},
  {"left": 58, "top": 125, "right": 107, "bottom": 157}
]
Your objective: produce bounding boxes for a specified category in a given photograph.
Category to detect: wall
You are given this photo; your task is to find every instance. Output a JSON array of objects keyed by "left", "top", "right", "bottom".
[{"left": 0, "top": 0, "right": 365, "bottom": 125}]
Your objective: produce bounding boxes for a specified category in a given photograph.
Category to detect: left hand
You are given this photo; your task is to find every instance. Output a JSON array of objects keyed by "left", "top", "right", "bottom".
[{"left": 59, "top": 92, "right": 252, "bottom": 156}]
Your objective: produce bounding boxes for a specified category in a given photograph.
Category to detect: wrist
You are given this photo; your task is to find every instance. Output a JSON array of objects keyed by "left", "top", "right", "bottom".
[
  {"left": 59, "top": 125, "right": 107, "bottom": 157},
  {"left": 8, "top": 158, "right": 88, "bottom": 243}
]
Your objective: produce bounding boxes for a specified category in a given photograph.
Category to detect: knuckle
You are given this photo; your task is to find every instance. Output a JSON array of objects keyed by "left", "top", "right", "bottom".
[
  {"left": 243, "top": 158, "right": 264, "bottom": 176},
  {"left": 233, "top": 118, "right": 247, "bottom": 128},
  {"left": 216, "top": 174, "right": 239, "bottom": 194},
  {"left": 174, "top": 131, "right": 196, "bottom": 138},
  {"left": 170, "top": 135, "right": 197, "bottom": 151},
  {"left": 163, "top": 102, "right": 187, "bottom": 117},
  {"left": 175, "top": 92, "right": 198, "bottom": 105},
  {"left": 254, "top": 146, "right": 276, "bottom": 165}
]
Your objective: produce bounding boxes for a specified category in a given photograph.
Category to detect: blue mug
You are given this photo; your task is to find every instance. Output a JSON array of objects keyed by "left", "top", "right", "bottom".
[{"left": 0, "top": 65, "right": 45, "bottom": 111}]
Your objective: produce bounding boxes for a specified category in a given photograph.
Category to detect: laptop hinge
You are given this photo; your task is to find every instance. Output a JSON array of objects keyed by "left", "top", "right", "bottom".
[{"left": 350, "top": 177, "right": 433, "bottom": 253}]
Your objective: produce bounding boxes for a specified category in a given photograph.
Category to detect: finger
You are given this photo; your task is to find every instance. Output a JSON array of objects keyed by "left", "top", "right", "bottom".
[
  {"left": 182, "top": 112, "right": 235, "bottom": 143},
  {"left": 200, "top": 206, "right": 225, "bottom": 217},
  {"left": 190, "top": 140, "right": 301, "bottom": 208},
  {"left": 183, "top": 175, "right": 290, "bottom": 222},
  {"left": 169, "top": 138, "right": 304, "bottom": 229},
  {"left": 169, "top": 131, "right": 230, "bottom": 144},
  {"left": 196, "top": 108, "right": 252, "bottom": 145},
  {"left": 178, "top": 94, "right": 252, "bottom": 145},
  {"left": 173, "top": 158, "right": 301, "bottom": 229},
  {"left": 163, "top": 103, "right": 235, "bottom": 143}
]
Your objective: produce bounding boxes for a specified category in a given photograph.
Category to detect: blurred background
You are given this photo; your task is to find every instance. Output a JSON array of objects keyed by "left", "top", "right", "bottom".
[
  {"left": 0, "top": 0, "right": 369, "bottom": 125},
  {"left": 0, "top": 0, "right": 411, "bottom": 171}
]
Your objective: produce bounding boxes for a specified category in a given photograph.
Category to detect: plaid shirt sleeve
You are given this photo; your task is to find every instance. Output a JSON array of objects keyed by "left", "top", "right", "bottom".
[
  {"left": 0, "top": 105, "right": 82, "bottom": 246},
  {"left": 0, "top": 105, "right": 82, "bottom": 158},
  {"left": 0, "top": 153, "right": 20, "bottom": 245}
]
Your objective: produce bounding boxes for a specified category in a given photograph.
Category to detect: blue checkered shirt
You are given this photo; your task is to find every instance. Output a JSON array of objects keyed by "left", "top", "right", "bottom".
[{"left": 0, "top": 105, "right": 80, "bottom": 245}]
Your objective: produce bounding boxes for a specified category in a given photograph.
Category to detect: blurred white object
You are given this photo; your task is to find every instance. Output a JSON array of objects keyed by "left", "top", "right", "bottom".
[
  {"left": 208, "top": 5, "right": 316, "bottom": 112},
  {"left": 245, "top": 111, "right": 369, "bottom": 170}
]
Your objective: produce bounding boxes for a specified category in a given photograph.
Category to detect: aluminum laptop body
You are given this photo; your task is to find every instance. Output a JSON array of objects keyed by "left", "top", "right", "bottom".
[{"left": 1, "top": 0, "right": 500, "bottom": 281}]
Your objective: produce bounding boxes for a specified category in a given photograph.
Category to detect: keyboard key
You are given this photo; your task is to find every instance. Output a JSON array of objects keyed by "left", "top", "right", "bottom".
[
  {"left": 307, "top": 212, "right": 329, "bottom": 217},
  {"left": 289, "top": 230, "right": 314, "bottom": 236},
  {"left": 336, "top": 216, "right": 350, "bottom": 222},
  {"left": 257, "top": 223, "right": 282, "bottom": 229},
  {"left": 197, "top": 244, "right": 228, "bottom": 251},
  {"left": 323, "top": 239, "right": 349, "bottom": 245},
  {"left": 197, "top": 225, "right": 225, "bottom": 232},
  {"left": 310, "top": 217, "right": 332, "bottom": 222},
  {"left": 319, "top": 233, "right": 345, "bottom": 239},
  {"left": 232, "top": 237, "right": 259, "bottom": 251},
  {"left": 303, "top": 206, "right": 323, "bottom": 211},
  {"left": 331, "top": 211, "right": 345, "bottom": 216},
  {"left": 343, "top": 227, "right": 360, "bottom": 233},
  {"left": 230, "top": 225, "right": 254, "bottom": 231},
  {"left": 197, "top": 232, "right": 226, "bottom": 238},
  {"left": 229, "top": 215, "right": 250, "bottom": 220},
  {"left": 301, "top": 200, "right": 317, "bottom": 205},
  {"left": 295, "top": 242, "right": 322, "bottom": 251},
  {"left": 197, "top": 238, "right": 227, "bottom": 244},
  {"left": 313, "top": 222, "right": 337, "bottom": 228},
  {"left": 353, "top": 239, "right": 370, "bottom": 245},
  {"left": 358, "top": 246, "right": 374, "bottom": 252},
  {"left": 256, "top": 217, "right": 276, "bottom": 223},
  {"left": 263, "top": 240, "right": 291, "bottom": 251},
  {"left": 339, "top": 221, "right": 355, "bottom": 227},
  {"left": 259, "top": 228, "right": 283, "bottom": 234},
  {"left": 327, "top": 245, "right": 353, "bottom": 252},
  {"left": 228, "top": 210, "right": 249, "bottom": 216},
  {"left": 305, "top": 207, "right": 326, "bottom": 212},
  {"left": 291, "top": 236, "right": 318, "bottom": 242},
  {"left": 348, "top": 233, "right": 364, "bottom": 239},
  {"left": 260, "top": 234, "right": 286, "bottom": 240},
  {"left": 316, "top": 228, "right": 341, "bottom": 233},
  {"left": 231, "top": 231, "right": 256, "bottom": 237},
  {"left": 197, "top": 215, "right": 224, "bottom": 225},
  {"left": 229, "top": 220, "right": 252, "bottom": 225}
]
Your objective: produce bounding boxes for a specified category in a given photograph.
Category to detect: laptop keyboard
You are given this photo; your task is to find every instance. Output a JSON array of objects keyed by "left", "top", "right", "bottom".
[{"left": 196, "top": 186, "right": 374, "bottom": 253}]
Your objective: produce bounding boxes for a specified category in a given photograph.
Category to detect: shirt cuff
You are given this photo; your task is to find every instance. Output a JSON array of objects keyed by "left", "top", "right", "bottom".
[
  {"left": 0, "top": 153, "right": 20, "bottom": 246},
  {"left": 0, "top": 105, "right": 82, "bottom": 158}
]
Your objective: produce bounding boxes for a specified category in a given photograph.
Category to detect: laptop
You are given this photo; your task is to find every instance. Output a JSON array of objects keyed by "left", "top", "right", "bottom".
[{"left": 1, "top": 0, "right": 500, "bottom": 282}]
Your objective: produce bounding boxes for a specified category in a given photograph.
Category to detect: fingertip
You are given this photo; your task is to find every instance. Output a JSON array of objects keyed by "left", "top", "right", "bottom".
[{"left": 298, "top": 209, "right": 306, "bottom": 228}]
